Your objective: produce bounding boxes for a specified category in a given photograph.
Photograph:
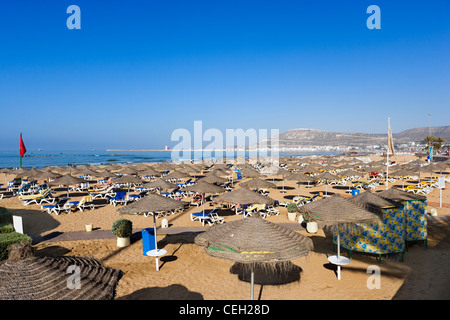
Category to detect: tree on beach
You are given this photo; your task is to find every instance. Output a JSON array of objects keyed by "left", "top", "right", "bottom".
[
  {"left": 433, "top": 137, "right": 446, "bottom": 151},
  {"left": 423, "top": 136, "right": 446, "bottom": 153}
]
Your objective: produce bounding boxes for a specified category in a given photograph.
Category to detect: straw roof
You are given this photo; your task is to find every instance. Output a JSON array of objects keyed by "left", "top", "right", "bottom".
[
  {"left": 114, "top": 175, "right": 143, "bottom": 185},
  {"left": 238, "top": 168, "right": 261, "bottom": 178},
  {"left": 118, "top": 166, "right": 139, "bottom": 175},
  {"left": 338, "top": 169, "right": 362, "bottom": 177},
  {"left": 132, "top": 163, "right": 152, "bottom": 171},
  {"left": 198, "top": 174, "right": 228, "bottom": 184},
  {"left": 239, "top": 178, "right": 277, "bottom": 190},
  {"left": 298, "top": 194, "right": 382, "bottom": 224},
  {"left": 259, "top": 165, "right": 282, "bottom": 176},
  {"left": 117, "top": 194, "right": 187, "bottom": 215},
  {"left": 195, "top": 216, "right": 313, "bottom": 264},
  {"left": 33, "top": 171, "right": 62, "bottom": 180},
  {"left": 151, "top": 162, "right": 175, "bottom": 172},
  {"left": 350, "top": 190, "right": 402, "bottom": 209},
  {"left": 47, "top": 174, "right": 84, "bottom": 186},
  {"left": 316, "top": 172, "right": 339, "bottom": 181},
  {"left": 142, "top": 179, "right": 177, "bottom": 190},
  {"left": 377, "top": 188, "right": 427, "bottom": 201},
  {"left": 213, "top": 188, "right": 274, "bottom": 205},
  {"left": 76, "top": 167, "right": 103, "bottom": 177},
  {"left": 10, "top": 167, "right": 29, "bottom": 174},
  {"left": 163, "top": 170, "right": 191, "bottom": 180},
  {"left": 390, "top": 168, "right": 417, "bottom": 177},
  {"left": 94, "top": 170, "right": 113, "bottom": 178},
  {"left": 285, "top": 172, "right": 316, "bottom": 183},
  {"left": 14, "top": 168, "right": 42, "bottom": 179},
  {"left": 183, "top": 181, "right": 226, "bottom": 194},
  {"left": 0, "top": 243, "right": 122, "bottom": 300},
  {"left": 137, "top": 167, "right": 161, "bottom": 177}
]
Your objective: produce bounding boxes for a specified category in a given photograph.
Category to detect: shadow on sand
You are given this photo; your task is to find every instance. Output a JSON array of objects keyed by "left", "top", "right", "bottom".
[{"left": 117, "top": 284, "right": 204, "bottom": 300}]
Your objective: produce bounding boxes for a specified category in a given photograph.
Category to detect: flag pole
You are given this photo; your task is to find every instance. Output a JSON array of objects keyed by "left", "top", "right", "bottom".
[
  {"left": 20, "top": 133, "right": 23, "bottom": 168},
  {"left": 386, "top": 118, "right": 390, "bottom": 190}
]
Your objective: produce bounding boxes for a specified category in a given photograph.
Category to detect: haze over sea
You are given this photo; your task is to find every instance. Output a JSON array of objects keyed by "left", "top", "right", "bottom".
[{"left": 0, "top": 149, "right": 348, "bottom": 169}]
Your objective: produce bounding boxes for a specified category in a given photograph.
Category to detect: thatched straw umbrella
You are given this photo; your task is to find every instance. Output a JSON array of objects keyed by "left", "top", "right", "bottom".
[
  {"left": 239, "top": 177, "right": 277, "bottom": 191},
  {"left": 118, "top": 166, "right": 139, "bottom": 175},
  {"left": 183, "top": 181, "right": 226, "bottom": 214},
  {"left": 299, "top": 194, "right": 382, "bottom": 224},
  {"left": 117, "top": 193, "right": 186, "bottom": 216},
  {"left": 390, "top": 168, "right": 419, "bottom": 189},
  {"left": 114, "top": 174, "right": 142, "bottom": 185},
  {"left": 142, "top": 179, "right": 177, "bottom": 192},
  {"left": 338, "top": 169, "right": 362, "bottom": 179},
  {"left": 151, "top": 162, "right": 175, "bottom": 172},
  {"left": 298, "top": 194, "right": 382, "bottom": 279},
  {"left": 213, "top": 188, "right": 273, "bottom": 206},
  {"left": 195, "top": 216, "right": 313, "bottom": 299},
  {"left": 213, "top": 188, "right": 274, "bottom": 217},
  {"left": 25, "top": 168, "right": 43, "bottom": 179},
  {"left": 163, "top": 170, "right": 191, "bottom": 181},
  {"left": 238, "top": 167, "right": 261, "bottom": 178},
  {"left": 285, "top": 172, "right": 316, "bottom": 198},
  {"left": 132, "top": 163, "right": 151, "bottom": 171},
  {"left": 69, "top": 166, "right": 100, "bottom": 180},
  {"left": 0, "top": 242, "right": 122, "bottom": 300},
  {"left": 183, "top": 181, "right": 226, "bottom": 194},
  {"left": 316, "top": 172, "right": 340, "bottom": 196},
  {"left": 8, "top": 167, "right": 30, "bottom": 179},
  {"left": 48, "top": 174, "right": 85, "bottom": 197},
  {"left": 138, "top": 167, "right": 162, "bottom": 178},
  {"left": 33, "top": 170, "right": 62, "bottom": 182},
  {"left": 198, "top": 174, "right": 228, "bottom": 185}
]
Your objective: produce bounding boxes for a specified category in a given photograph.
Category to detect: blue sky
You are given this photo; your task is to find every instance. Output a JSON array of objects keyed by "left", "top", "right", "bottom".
[{"left": 0, "top": 0, "right": 449, "bottom": 150}]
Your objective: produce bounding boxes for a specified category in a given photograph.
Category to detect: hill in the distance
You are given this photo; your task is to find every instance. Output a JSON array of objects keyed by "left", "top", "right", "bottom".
[{"left": 260, "top": 126, "right": 450, "bottom": 149}]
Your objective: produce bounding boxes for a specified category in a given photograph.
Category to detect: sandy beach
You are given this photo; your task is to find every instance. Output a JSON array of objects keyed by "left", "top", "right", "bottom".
[{"left": 1, "top": 154, "right": 449, "bottom": 301}]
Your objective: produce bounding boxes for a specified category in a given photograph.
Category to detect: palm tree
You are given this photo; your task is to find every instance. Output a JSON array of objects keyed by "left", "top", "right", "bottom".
[
  {"left": 423, "top": 135, "right": 436, "bottom": 152},
  {"left": 433, "top": 137, "right": 446, "bottom": 152}
]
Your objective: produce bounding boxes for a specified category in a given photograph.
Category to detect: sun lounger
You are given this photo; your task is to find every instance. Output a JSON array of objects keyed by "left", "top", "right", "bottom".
[
  {"left": 75, "top": 182, "right": 90, "bottom": 192},
  {"left": 191, "top": 207, "right": 223, "bottom": 226},
  {"left": 13, "top": 183, "right": 32, "bottom": 196},
  {"left": 109, "top": 191, "right": 129, "bottom": 206},
  {"left": 41, "top": 197, "right": 70, "bottom": 215},
  {"left": 90, "top": 185, "right": 116, "bottom": 199},
  {"left": 265, "top": 204, "right": 280, "bottom": 216},
  {"left": 19, "top": 189, "right": 56, "bottom": 206},
  {"left": 128, "top": 190, "right": 148, "bottom": 201},
  {"left": 68, "top": 195, "right": 96, "bottom": 212}
]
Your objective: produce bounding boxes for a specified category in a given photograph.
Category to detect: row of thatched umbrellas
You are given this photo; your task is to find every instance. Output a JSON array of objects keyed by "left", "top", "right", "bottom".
[{"left": 1, "top": 156, "right": 448, "bottom": 300}]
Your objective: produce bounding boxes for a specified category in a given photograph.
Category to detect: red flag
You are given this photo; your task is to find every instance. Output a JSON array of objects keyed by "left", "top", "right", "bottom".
[{"left": 20, "top": 133, "right": 27, "bottom": 157}]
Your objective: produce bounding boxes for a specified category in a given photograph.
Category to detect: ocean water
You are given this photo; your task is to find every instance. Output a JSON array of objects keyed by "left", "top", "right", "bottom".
[{"left": 0, "top": 149, "right": 344, "bottom": 169}]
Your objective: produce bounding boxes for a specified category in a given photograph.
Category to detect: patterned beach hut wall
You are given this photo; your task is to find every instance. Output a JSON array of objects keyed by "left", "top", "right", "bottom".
[
  {"left": 404, "top": 199, "right": 427, "bottom": 241},
  {"left": 377, "top": 189, "right": 427, "bottom": 243},
  {"left": 333, "top": 206, "right": 405, "bottom": 254}
]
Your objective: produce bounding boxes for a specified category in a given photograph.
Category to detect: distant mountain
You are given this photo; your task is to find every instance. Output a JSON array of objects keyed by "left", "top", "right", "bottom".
[
  {"left": 259, "top": 126, "right": 450, "bottom": 149},
  {"left": 393, "top": 126, "right": 450, "bottom": 143}
]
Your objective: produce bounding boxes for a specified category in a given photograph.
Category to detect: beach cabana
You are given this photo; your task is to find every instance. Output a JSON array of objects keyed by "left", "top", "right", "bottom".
[
  {"left": 338, "top": 191, "right": 406, "bottom": 262},
  {"left": 299, "top": 194, "right": 383, "bottom": 277},
  {"left": 377, "top": 188, "right": 428, "bottom": 248}
]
